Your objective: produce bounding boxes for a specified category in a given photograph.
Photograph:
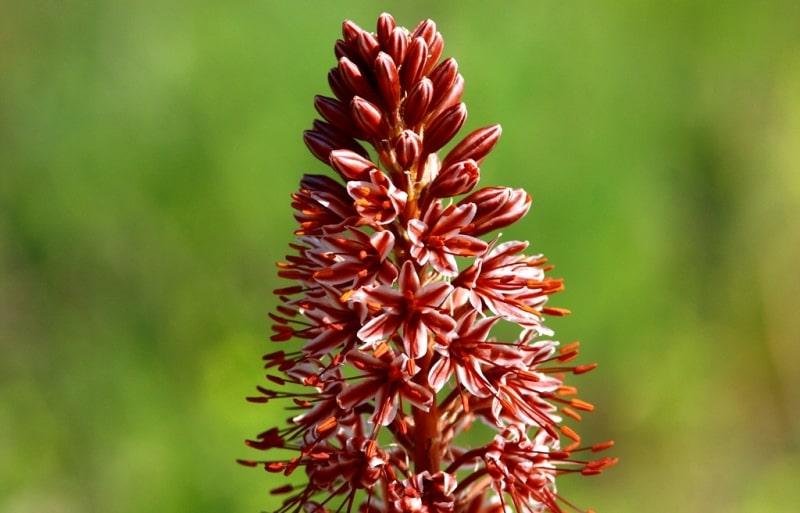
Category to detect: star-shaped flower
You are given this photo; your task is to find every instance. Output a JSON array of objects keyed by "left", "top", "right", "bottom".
[{"left": 353, "top": 261, "right": 455, "bottom": 359}]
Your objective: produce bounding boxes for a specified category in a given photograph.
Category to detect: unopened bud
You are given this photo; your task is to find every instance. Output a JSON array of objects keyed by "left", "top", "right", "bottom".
[
  {"left": 375, "top": 52, "right": 401, "bottom": 112},
  {"left": 443, "top": 124, "right": 503, "bottom": 168},
  {"left": 458, "top": 186, "right": 531, "bottom": 236},
  {"left": 401, "top": 37, "right": 428, "bottom": 91},
  {"left": 423, "top": 102, "right": 467, "bottom": 155},
  {"left": 395, "top": 130, "right": 422, "bottom": 169},
  {"left": 330, "top": 149, "right": 377, "bottom": 180},
  {"left": 429, "top": 159, "right": 480, "bottom": 197},
  {"left": 350, "top": 96, "right": 383, "bottom": 137},
  {"left": 404, "top": 78, "right": 433, "bottom": 128}
]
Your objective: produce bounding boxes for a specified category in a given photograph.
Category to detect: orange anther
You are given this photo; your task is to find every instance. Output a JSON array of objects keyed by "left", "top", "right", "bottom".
[
  {"left": 559, "top": 341, "right": 581, "bottom": 354},
  {"left": 570, "top": 398, "right": 595, "bottom": 411},
  {"left": 560, "top": 425, "right": 581, "bottom": 442},
  {"left": 557, "top": 385, "right": 578, "bottom": 396},
  {"left": 574, "top": 363, "right": 598, "bottom": 374},
  {"left": 316, "top": 416, "right": 337, "bottom": 434},
  {"left": 591, "top": 440, "right": 615, "bottom": 452}
]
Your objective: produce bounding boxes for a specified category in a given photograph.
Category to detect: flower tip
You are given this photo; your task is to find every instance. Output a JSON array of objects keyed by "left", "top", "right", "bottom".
[
  {"left": 591, "top": 440, "right": 615, "bottom": 452},
  {"left": 442, "top": 124, "right": 503, "bottom": 168},
  {"left": 342, "top": 19, "right": 363, "bottom": 43},
  {"left": 378, "top": 12, "right": 395, "bottom": 25},
  {"left": 574, "top": 363, "right": 598, "bottom": 374},
  {"left": 570, "top": 398, "right": 595, "bottom": 411},
  {"left": 542, "top": 306, "right": 571, "bottom": 316},
  {"left": 412, "top": 18, "right": 437, "bottom": 39}
]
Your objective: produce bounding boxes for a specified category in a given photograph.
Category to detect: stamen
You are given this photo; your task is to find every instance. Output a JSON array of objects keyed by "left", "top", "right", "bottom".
[
  {"left": 542, "top": 306, "right": 571, "bottom": 316},
  {"left": 560, "top": 425, "right": 581, "bottom": 442},
  {"left": 270, "top": 484, "right": 295, "bottom": 495},
  {"left": 574, "top": 363, "right": 598, "bottom": 374},
  {"left": 591, "top": 440, "right": 615, "bottom": 452},
  {"left": 559, "top": 341, "right": 581, "bottom": 354},
  {"left": 558, "top": 385, "right": 579, "bottom": 396},
  {"left": 570, "top": 398, "right": 595, "bottom": 411}
]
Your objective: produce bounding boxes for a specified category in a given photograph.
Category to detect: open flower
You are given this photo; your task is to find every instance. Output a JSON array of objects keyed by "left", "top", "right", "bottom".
[
  {"left": 353, "top": 261, "right": 455, "bottom": 360},
  {"left": 348, "top": 169, "right": 408, "bottom": 225},
  {"left": 338, "top": 349, "right": 433, "bottom": 427},
  {"left": 408, "top": 201, "right": 488, "bottom": 276},
  {"left": 387, "top": 471, "right": 458, "bottom": 513},
  {"left": 241, "top": 13, "right": 614, "bottom": 513}
]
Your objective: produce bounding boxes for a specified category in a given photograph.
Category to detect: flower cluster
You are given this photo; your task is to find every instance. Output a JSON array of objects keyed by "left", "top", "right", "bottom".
[{"left": 240, "top": 13, "right": 615, "bottom": 513}]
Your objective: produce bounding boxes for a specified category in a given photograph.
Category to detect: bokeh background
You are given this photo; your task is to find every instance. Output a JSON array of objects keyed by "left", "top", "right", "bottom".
[{"left": 3, "top": 1, "right": 799, "bottom": 512}]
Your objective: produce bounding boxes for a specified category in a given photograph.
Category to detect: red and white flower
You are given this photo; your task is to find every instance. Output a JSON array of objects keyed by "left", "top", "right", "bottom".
[{"left": 241, "top": 13, "right": 615, "bottom": 513}]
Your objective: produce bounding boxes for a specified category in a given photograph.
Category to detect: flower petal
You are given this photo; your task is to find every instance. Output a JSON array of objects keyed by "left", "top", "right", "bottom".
[
  {"left": 404, "top": 316, "right": 429, "bottom": 360},
  {"left": 416, "top": 280, "right": 453, "bottom": 307},
  {"left": 398, "top": 261, "right": 421, "bottom": 294},
  {"left": 428, "top": 356, "right": 452, "bottom": 392},
  {"left": 358, "top": 312, "right": 401, "bottom": 344}
]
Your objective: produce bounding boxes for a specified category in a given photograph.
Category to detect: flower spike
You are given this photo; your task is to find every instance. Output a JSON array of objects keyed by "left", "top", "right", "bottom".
[{"left": 242, "top": 13, "right": 614, "bottom": 513}]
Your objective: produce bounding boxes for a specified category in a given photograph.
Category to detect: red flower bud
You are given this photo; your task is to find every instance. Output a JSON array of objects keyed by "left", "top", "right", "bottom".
[
  {"left": 404, "top": 78, "right": 433, "bottom": 128},
  {"left": 429, "top": 58, "right": 459, "bottom": 109},
  {"left": 423, "top": 102, "right": 467, "bottom": 155},
  {"left": 375, "top": 52, "right": 401, "bottom": 113},
  {"left": 376, "top": 13, "right": 396, "bottom": 49},
  {"left": 429, "top": 159, "right": 480, "bottom": 197},
  {"left": 314, "top": 96, "right": 363, "bottom": 139},
  {"left": 411, "top": 19, "right": 437, "bottom": 47},
  {"left": 424, "top": 33, "right": 444, "bottom": 76},
  {"left": 442, "top": 124, "right": 503, "bottom": 168},
  {"left": 341, "top": 20, "right": 362, "bottom": 44},
  {"left": 338, "top": 57, "right": 380, "bottom": 106},
  {"left": 395, "top": 130, "right": 422, "bottom": 170},
  {"left": 386, "top": 27, "right": 408, "bottom": 64},
  {"left": 327, "top": 66, "right": 351, "bottom": 103},
  {"left": 330, "top": 149, "right": 377, "bottom": 180},
  {"left": 459, "top": 186, "right": 532, "bottom": 236},
  {"left": 401, "top": 37, "right": 428, "bottom": 91},
  {"left": 356, "top": 31, "right": 380, "bottom": 65},
  {"left": 350, "top": 96, "right": 383, "bottom": 138}
]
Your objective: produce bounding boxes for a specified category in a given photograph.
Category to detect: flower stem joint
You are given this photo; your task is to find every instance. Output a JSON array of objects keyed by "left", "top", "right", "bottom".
[{"left": 240, "top": 13, "right": 616, "bottom": 513}]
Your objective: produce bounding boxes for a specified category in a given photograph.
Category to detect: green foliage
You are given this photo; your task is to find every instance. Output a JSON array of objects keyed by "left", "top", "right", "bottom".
[{"left": 2, "top": 1, "right": 799, "bottom": 512}]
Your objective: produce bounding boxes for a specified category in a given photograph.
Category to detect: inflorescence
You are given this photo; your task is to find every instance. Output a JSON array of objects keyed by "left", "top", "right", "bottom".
[{"left": 240, "top": 13, "right": 616, "bottom": 513}]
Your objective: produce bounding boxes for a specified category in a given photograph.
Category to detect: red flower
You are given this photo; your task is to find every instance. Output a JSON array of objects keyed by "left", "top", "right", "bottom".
[
  {"left": 353, "top": 261, "right": 455, "bottom": 360},
  {"left": 452, "top": 240, "right": 563, "bottom": 330},
  {"left": 387, "top": 471, "right": 457, "bottom": 513},
  {"left": 311, "top": 228, "right": 398, "bottom": 289},
  {"left": 408, "top": 201, "right": 488, "bottom": 276},
  {"left": 242, "top": 13, "right": 614, "bottom": 513},
  {"left": 459, "top": 187, "right": 531, "bottom": 237},
  {"left": 338, "top": 349, "right": 433, "bottom": 427},
  {"left": 427, "top": 309, "right": 500, "bottom": 396},
  {"left": 348, "top": 169, "right": 408, "bottom": 225}
]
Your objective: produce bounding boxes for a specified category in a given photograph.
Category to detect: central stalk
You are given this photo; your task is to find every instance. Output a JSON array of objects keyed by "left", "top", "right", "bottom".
[{"left": 412, "top": 349, "right": 440, "bottom": 474}]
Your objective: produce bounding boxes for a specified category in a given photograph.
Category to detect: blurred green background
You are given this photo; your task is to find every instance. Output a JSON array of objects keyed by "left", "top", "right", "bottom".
[{"left": 2, "top": 1, "right": 799, "bottom": 512}]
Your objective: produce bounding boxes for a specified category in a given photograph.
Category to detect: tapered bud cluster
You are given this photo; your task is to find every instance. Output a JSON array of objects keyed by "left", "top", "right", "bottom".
[{"left": 240, "top": 13, "right": 615, "bottom": 513}]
